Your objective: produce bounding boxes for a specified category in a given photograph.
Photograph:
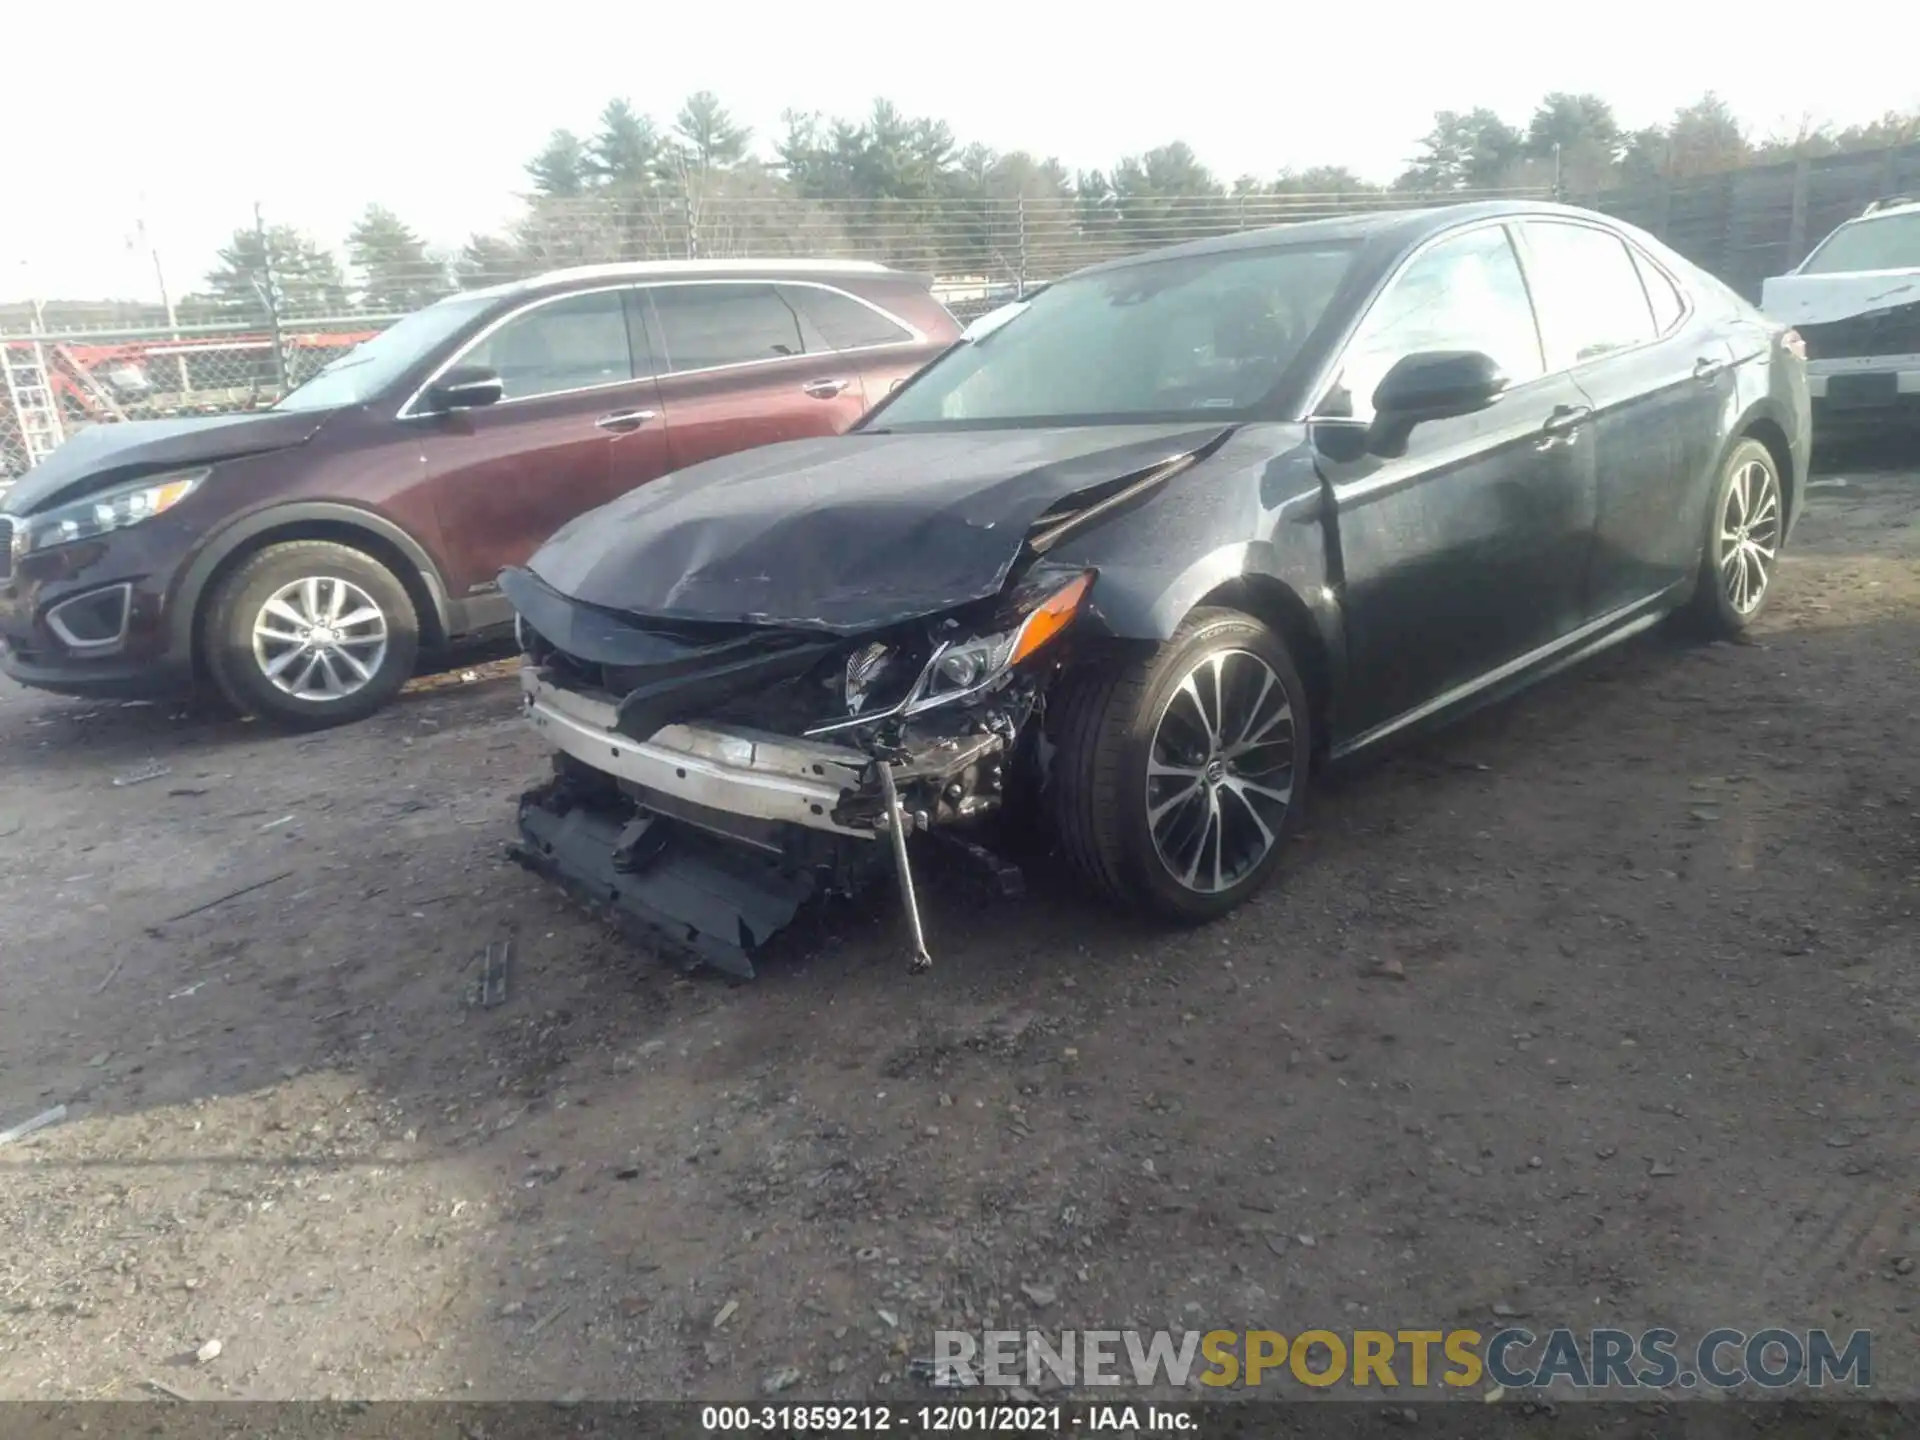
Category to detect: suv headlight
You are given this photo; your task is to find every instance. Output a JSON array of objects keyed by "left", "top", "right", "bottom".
[
  {"left": 16, "top": 468, "right": 207, "bottom": 555},
  {"left": 904, "top": 570, "right": 1094, "bottom": 716}
]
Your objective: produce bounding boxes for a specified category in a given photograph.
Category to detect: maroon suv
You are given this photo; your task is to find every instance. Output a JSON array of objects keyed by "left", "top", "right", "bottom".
[{"left": 0, "top": 261, "right": 958, "bottom": 726}]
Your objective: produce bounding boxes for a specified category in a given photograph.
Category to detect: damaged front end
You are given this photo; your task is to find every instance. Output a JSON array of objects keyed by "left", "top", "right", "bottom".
[{"left": 505, "top": 562, "right": 1099, "bottom": 978}]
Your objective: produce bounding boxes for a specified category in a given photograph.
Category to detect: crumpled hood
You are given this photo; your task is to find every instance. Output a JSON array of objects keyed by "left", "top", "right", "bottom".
[
  {"left": 1760, "top": 268, "right": 1920, "bottom": 328},
  {"left": 522, "top": 423, "right": 1233, "bottom": 632},
  {"left": 0, "top": 407, "right": 332, "bottom": 515}
]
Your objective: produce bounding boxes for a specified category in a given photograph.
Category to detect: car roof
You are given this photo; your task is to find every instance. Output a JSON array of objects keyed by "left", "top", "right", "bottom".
[
  {"left": 1066, "top": 199, "right": 1629, "bottom": 279},
  {"left": 458, "top": 258, "right": 911, "bottom": 301}
]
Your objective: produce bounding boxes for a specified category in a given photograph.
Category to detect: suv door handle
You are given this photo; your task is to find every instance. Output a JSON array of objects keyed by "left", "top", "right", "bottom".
[
  {"left": 1540, "top": 403, "right": 1593, "bottom": 438},
  {"left": 1693, "top": 356, "right": 1728, "bottom": 382},
  {"left": 802, "top": 378, "right": 850, "bottom": 399},
  {"left": 595, "top": 408, "right": 657, "bottom": 432}
]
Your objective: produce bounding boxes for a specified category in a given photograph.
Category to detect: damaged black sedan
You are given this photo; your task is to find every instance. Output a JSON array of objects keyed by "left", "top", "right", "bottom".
[{"left": 503, "top": 200, "right": 1812, "bottom": 976}]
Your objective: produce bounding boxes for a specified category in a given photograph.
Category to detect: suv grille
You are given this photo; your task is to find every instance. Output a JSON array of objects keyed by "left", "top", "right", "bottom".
[{"left": 0, "top": 517, "right": 13, "bottom": 581}]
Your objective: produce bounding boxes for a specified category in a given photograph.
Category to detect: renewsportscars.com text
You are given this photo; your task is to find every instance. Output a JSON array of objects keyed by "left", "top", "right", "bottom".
[{"left": 932, "top": 1327, "right": 1872, "bottom": 1391}]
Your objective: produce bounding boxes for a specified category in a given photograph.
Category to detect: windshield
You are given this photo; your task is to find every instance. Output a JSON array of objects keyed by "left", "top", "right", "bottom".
[
  {"left": 272, "top": 294, "right": 498, "bottom": 412},
  {"left": 1800, "top": 211, "right": 1920, "bottom": 275},
  {"left": 870, "top": 242, "right": 1359, "bottom": 429}
]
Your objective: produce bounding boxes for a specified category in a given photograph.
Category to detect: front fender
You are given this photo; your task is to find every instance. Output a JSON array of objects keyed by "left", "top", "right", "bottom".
[{"left": 1090, "top": 540, "right": 1276, "bottom": 641}]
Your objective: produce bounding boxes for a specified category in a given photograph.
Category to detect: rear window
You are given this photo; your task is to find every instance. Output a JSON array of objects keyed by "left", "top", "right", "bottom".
[
  {"left": 789, "top": 286, "right": 914, "bottom": 350},
  {"left": 1801, "top": 211, "right": 1920, "bottom": 274}
]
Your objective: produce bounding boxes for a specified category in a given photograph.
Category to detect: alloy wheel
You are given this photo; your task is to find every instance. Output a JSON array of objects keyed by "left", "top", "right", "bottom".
[
  {"left": 1145, "top": 647, "right": 1296, "bottom": 894},
  {"left": 1719, "top": 458, "right": 1781, "bottom": 615},
  {"left": 250, "top": 576, "right": 390, "bottom": 701}
]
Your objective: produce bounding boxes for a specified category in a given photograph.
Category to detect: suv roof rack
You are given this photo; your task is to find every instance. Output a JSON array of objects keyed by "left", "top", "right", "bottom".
[{"left": 1861, "top": 195, "right": 1919, "bottom": 216}]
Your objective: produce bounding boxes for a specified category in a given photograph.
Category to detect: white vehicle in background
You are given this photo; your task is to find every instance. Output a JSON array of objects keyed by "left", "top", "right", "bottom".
[{"left": 1761, "top": 196, "right": 1920, "bottom": 433}]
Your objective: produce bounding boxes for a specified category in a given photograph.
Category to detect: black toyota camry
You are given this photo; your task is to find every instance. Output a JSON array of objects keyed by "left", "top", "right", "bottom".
[{"left": 501, "top": 200, "right": 1812, "bottom": 976}]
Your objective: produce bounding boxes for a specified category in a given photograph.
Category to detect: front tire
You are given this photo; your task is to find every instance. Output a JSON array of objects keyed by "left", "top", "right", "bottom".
[
  {"left": 1684, "top": 437, "right": 1784, "bottom": 637},
  {"left": 203, "top": 540, "right": 420, "bottom": 730},
  {"left": 1046, "top": 607, "right": 1310, "bottom": 923}
]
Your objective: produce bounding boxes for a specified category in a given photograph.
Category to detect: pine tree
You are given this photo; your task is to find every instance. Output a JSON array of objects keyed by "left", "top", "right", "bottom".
[{"left": 347, "top": 205, "right": 451, "bottom": 312}]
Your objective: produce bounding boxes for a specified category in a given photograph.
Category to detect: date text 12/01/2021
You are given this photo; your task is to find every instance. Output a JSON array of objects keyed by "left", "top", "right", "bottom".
[{"left": 699, "top": 1404, "right": 1186, "bottom": 1432}]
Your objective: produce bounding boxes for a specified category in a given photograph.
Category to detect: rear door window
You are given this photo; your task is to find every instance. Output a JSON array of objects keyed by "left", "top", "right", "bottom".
[
  {"left": 786, "top": 286, "right": 914, "bottom": 350},
  {"left": 462, "top": 290, "right": 634, "bottom": 401},
  {"left": 1519, "top": 221, "right": 1659, "bottom": 368},
  {"left": 648, "top": 284, "right": 806, "bottom": 373}
]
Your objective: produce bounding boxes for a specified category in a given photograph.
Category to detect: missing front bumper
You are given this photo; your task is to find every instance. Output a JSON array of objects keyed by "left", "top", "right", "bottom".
[
  {"left": 519, "top": 664, "right": 873, "bottom": 837},
  {"left": 513, "top": 665, "right": 1027, "bottom": 977}
]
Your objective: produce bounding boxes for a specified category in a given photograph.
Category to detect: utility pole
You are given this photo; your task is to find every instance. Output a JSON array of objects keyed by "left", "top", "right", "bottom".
[{"left": 135, "top": 214, "right": 190, "bottom": 396}]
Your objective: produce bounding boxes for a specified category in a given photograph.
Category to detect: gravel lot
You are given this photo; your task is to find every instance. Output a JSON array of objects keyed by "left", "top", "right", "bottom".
[{"left": 1, "top": 455, "right": 1916, "bottom": 1403}]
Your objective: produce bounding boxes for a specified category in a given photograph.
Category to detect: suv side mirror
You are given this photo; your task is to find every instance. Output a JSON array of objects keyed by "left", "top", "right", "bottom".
[
  {"left": 1365, "top": 350, "right": 1507, "bottom": 457},
  {"left": 426, "top": 364, "right": 504, "bottom": 412}
]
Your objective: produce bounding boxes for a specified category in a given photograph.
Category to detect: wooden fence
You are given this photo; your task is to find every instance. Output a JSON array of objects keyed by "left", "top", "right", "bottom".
[{"left": 1582, "top": 141, "right": 1920, "bottom": 299}]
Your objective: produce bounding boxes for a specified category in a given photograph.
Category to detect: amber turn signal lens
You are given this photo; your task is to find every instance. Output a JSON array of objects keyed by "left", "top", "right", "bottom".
[{"left": 1008, "top": 571, "right": 1095, "bottom": 667}]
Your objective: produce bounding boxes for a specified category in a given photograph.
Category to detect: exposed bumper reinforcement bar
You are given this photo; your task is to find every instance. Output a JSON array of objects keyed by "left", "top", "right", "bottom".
[{"left": 520, "top": 664, "right": 875, "bottom": 838}]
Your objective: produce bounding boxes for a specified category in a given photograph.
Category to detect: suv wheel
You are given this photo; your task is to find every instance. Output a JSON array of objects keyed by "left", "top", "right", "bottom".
[
  {"left": 1046, "top": 607, "right": 1310, "bottom": 923},
  {"left": 203, "top": 540, "right": 420, "bottom": 729}
]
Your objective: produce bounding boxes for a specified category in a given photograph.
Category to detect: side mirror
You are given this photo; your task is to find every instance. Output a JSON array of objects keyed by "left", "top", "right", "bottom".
[
  {"left": 426, "top": 364, "right": 504, "bottom": 412},
  {"left": 1365, "top": 350, "right": 1507, "bottom": 457}
]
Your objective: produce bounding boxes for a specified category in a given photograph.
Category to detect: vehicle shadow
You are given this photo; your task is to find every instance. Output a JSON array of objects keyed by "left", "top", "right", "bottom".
[{"left": 0, "top": 652, "right": 524, "bottom": 788}]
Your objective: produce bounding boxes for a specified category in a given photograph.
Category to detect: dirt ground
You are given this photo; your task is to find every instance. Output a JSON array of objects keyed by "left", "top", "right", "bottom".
[{"left": 1, "top": 452, "right": 1916, "bottom": 1405}]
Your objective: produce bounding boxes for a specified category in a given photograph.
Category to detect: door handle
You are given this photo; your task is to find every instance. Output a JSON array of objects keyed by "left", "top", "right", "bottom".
[
  {"left": 595, "top": 408, "right": 657, "bottom": 432},
  {"left": 1693, "top": 356, "right": 1728, "bottom": 382},
  {"left": 802, "top": 378, "right": 850, "bottom": 399},
  {"left": 1540, "top": 403, "right": 1593, "bottom": 438}
]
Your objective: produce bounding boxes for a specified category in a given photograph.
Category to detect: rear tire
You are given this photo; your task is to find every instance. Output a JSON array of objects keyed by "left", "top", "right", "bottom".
[
  {"left": 1683, "top": 437, "right": 1784, "bottom": 638},
  {"left": 203, "top": 540, "right": 419, "bottom": 730},
  {"left": 1045, "top": 607, "right": 1309, "bottom": 924}
]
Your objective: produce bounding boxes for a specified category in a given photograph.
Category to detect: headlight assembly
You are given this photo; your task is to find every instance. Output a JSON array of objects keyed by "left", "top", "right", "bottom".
[
  {"left": 903, "top": 570, "right": 1094, "bottom": 716},
  {"left": 17, "top": 468, "right": 207, "bottom": 555},
  {"left": 807, "top": 571, "right": 1096, "bottom": 738}
]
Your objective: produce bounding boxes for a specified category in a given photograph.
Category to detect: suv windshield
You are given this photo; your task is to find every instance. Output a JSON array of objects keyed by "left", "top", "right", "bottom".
[
  {"left": 869, "top": 241, "right": 1359, "bottom": 429},
  {"left": 1800, "top": 211, "right": 1920, "bottom": 274},
  {"left": 272, "top": 294, "right": 497, "bottom": 412}
]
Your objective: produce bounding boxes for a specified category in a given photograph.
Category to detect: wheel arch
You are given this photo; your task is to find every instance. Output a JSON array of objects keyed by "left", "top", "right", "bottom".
[
  {"left": 1737, "top": 411, "right": 1797, "bottom": 532},
  {"left": 1186, "top": 573, "right": 1339, "bottom": 764},
  {"left": 170, "top": 504, "right": 453, "bottom": 678},
  {"left": 1082, "top": 542, "right": 1345, "bottom": 764}
]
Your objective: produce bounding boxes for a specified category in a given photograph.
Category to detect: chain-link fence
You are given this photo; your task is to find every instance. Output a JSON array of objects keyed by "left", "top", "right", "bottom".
[
  {"left": 5, "top": 185, "right": 1545, "bottom": 481},
  {"left": 0, "top": 322, "right": 400, "bottom": 484}
]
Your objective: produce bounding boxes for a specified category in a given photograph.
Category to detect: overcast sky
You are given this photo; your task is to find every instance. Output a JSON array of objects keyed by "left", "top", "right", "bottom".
[{"left": 8, "top": 0, "right": 1917, "bottom": 303}]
